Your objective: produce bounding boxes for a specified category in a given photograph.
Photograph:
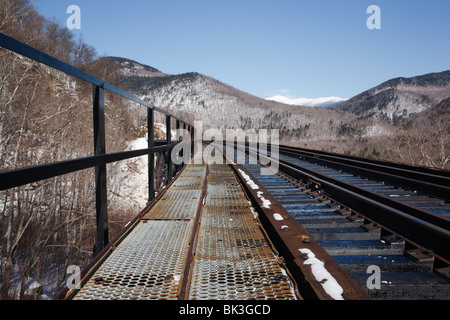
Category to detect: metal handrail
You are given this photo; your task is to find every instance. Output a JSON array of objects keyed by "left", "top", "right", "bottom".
[
  {"left": 0, "top": 32, "right": 194, "bottom": 256},
  {"left": 0, "top": 33, "right": 183, "bottom": 121}
]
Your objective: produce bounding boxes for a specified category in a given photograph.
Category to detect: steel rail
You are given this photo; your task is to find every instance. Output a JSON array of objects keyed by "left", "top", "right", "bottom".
[
  {"left": 245, "top": 148, "right": 450, "bottom": 261},
  {"left": 212, "top": 143, "right": 371, "bottom": 300},
  {"left": 278, "top": 145, "right": 450, "bottom": 196},
  {"left": 276, "top": 157, "right": 450, "bottom": 228},
  {"left": 229, "top": 168, "right": 372, "bottom": 300},
  {"left": 278, "top": 144, "right": 450, "bottom": 178},
  {"left": 246, "top": 143, "right": 450, "bottom": 229},
  {"left": 246, "top": 142, "right": 450, "bottom": 220}
]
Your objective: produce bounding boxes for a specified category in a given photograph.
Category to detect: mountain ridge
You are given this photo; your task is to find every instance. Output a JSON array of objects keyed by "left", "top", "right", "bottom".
[
  {"left": 105, "top": 56, "right": 392, "bottom": 142},
  {"left": 103, "top": 55, "right": 448, "bottom": 152},
  {"left": 332, "top": 70, "right": 450, "bottom": 123}
]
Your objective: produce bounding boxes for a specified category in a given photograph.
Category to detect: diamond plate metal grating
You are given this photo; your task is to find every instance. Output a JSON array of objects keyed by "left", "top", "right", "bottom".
[
  {"left": 71, "top": 156, "right": 298, "bottom": 300},
  {"left": 72, "top": 159, "right": 206, "bottom": 300},
  {"left": 142, "top": 162, "right": 206, "bottom": 220},
  {"left": 188, "top": 164, "right": 297, "bottom": 300},
  {"left": 189, "top": 259, "right": 295, "bottom": 300},
  {"left": 143, "top": 189, "right": 202, "bottom": 220},
  {"left": 72, "top": 220, "right": 193, "bottom": 300}
]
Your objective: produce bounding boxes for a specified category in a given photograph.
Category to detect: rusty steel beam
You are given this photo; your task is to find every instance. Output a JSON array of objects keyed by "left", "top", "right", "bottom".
[{"left": 178, "top": 162, "right": 209, "bottom": 300}]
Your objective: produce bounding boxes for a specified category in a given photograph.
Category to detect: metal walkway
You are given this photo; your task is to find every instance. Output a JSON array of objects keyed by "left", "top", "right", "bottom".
[{"left": 71, "top": 155, "right": 298, "bottom": 300}]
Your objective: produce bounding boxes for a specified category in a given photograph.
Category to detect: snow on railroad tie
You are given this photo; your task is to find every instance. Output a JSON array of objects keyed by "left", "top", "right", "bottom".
[{"left": 298, "top": 248, "right": 344, "bottom": 300}]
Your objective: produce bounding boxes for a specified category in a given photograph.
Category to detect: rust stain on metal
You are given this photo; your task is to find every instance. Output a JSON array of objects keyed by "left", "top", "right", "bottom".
[
  {"left": 188, "top": 163, "right": 299, "bottom": 300},
  {"left": 142, "top": 164, "right": 206, "bottom": 220},
  {"left": 72, "top": 220, "right": 193, "bottom": 300},
  {"left": 70, "top": 152, "right": 299, "bottom": 300},
  {"left": 72, "top": 159, "right": 207, "bottom": 300},
  {"left": 178, "top": 160, "right": 209, "bottom": 300}
]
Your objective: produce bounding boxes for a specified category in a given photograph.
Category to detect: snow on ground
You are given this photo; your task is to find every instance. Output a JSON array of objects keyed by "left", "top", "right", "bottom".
[
  {"left": 363, "top": 123, "right": 393, "bottom": 137},
  {"left": 0, "top": 257, "right": 54, "bottom": 300},
  {"left": 109, "top": 129, "right": 177, "bottom": 212},
  {"left": 109, "top": 137, "right": 149, "bottom": 212}
]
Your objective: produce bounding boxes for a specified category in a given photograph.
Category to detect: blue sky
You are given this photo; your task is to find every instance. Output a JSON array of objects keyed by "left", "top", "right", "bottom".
[{"left": 34, "top": 0, "right": 450, "bottom": 100}]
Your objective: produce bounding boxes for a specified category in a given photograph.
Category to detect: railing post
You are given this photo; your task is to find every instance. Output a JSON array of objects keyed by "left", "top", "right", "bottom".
[
  {"left": 176, "top": 119, "right": 180, "bottom": 140},
  {"left": 93, "top": 84, "right": 108, "bottom": 257},
  {"left": 148, "top": 108, "right": 155, "bottom": 201},
  {"left": 166, "top": 115, "right": 172, "bottom": 184},
  {"left": 190, "top": 125, "right": 195, "bottom": 160},
  {"left": 175, "top": 120, "right": 181, "bottom": 174}
]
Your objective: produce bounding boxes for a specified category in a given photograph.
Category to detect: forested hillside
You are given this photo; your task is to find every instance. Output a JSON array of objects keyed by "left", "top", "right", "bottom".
[
  {"left": 110, "top": 56, "right": 449, "bottom": 170},
  {"left": 333, "top": 71, "right": 450, "bottom": 123},
  {"left": 110, "top": 57, "right": 394, "bottom": 142},
  {"left": 0, "top": 0, "right": 143, "bottom": 299}
]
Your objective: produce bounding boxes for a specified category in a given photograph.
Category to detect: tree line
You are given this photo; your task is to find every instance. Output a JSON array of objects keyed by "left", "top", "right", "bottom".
[{"left": 0, "top": 0, "right": 144, "bottom": 299}]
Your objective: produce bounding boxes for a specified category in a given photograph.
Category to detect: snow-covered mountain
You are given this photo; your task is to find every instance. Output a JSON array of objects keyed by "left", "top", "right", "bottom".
[
  {"left": 110, "top": 56, "right": 169, "bottom": 78},
  {"left": 266, "top": 95, "right": 348, "bottom": 108},
  {"left": 332, "top": 71, "right": 450, "bottom": 123},
  {"left": 105, "top": 57, "right": 392, "bottom": 142}
]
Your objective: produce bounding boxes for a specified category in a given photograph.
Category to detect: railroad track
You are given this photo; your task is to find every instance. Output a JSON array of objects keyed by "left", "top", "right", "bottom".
[
  {"left": 221, "top": 142, "right": 450, "bottom": 300},
  {"left": 277, "top": 144, "right": 450, "bottom": 204},
  {"left": 61, "top": 145, "right": 372, "bottom": 301},
  {"left": 62, "top": 150, "right": 302, "bottom": 301}
]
